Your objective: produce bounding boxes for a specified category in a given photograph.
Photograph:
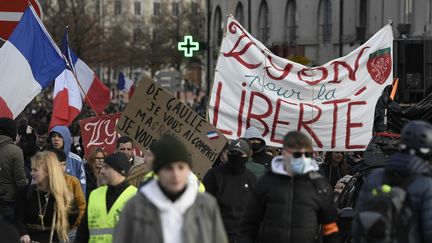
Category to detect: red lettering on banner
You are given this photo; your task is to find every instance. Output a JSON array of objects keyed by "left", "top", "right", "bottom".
[
  {"left": 297, "top": 103, "right": 323, "bottom": 148},
  {"left": 297, "top": 67, "right": 328, "bottom": 85},
  {"left": 346, "top": 101, "right": 367, "bottom": 149},
  {"left": 322, "top": 99, "right": 351, "bottom": 148},
  {"left": 212, "top": 82, "right": 233, "bottom": 135},
  {"left": 271, "top": 99, "right": 297, "bottom": 143},
  {"left": 237, "top": 86, "right": 247, "bottom": 137},
  {"left": 224, "top": 33, "right": 261, "bottom": 69},
  {"left": 227, "top": 20, "right": 247, "bottom": 34},
  {"left": 265, "top": 56, "right": 294, "bottom": 80},
  {"left": 330, "top": 46, "right": 369, "bottom": 83},
  {"left": 246, "top": 92, "right": 273, "bottom": 137}
]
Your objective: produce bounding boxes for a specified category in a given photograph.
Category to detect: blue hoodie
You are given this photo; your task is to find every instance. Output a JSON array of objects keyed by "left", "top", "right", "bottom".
[{"left": 50, "top": 126, "right": 86, "bottom": 195}]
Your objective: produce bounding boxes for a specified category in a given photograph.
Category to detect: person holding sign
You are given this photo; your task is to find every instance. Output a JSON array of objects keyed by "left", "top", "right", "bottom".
[
  {"left": 113, "top": 134, "right": 228, "bottom": 243},
  {"left": 116, "top": 136, "right": 144, "bottom": 170}
]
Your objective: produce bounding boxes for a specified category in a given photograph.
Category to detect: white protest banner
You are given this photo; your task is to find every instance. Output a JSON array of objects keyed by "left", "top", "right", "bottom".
[{"left": 208, "top": 16, "right": 393, "bottom": 151}]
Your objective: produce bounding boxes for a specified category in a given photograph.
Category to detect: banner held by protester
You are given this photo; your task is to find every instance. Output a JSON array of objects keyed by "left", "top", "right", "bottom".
[
  {"left": 79, "top": 113, "right": 142, "bottom": 158},
  {"left": 208, "top": 16, "right": 394, "bottom": 151},
  {"left": 117, "top": 75, "right": 227, "bottom": 178}
]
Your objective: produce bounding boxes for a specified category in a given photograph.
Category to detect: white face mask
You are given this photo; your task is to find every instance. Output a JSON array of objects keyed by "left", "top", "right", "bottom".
[{"left": 291, "top": 156, "right": 312, "bottom": 175}]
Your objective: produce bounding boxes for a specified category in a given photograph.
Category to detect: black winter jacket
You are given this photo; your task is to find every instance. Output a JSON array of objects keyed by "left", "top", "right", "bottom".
[
  {"left": 238, "top": 158, "right": 339, "bottom": 243},
  {"left": 203, "top": 163, "right": 256, "bottom": 239},
  {"left": 354, "top": 153, "right": 432, "bottom": 242}
]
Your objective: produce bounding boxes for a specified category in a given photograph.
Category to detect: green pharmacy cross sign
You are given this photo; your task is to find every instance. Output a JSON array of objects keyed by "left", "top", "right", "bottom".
[{"left": 178, "top": 35, "right": 199, "bottom": 57}]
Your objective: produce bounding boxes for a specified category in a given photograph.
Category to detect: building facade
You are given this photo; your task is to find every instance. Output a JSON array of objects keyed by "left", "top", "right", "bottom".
[{"left": 209, "top": 0, "right": 432, "bottom": 66}]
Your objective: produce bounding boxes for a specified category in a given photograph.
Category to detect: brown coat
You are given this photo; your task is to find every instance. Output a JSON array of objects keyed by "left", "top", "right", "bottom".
[{"left": 64, "top": 174, "right": 86, "bottom": 228}]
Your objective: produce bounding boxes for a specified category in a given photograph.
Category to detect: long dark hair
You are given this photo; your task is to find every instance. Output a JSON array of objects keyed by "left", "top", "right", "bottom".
[{"left": 87, "top": 148, "right": 105, "bottom": 175}]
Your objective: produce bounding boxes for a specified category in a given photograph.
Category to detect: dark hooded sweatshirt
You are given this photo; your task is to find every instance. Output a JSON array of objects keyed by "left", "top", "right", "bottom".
[{"left": 50, "top": 126, "right": 86, "bottom": 194}]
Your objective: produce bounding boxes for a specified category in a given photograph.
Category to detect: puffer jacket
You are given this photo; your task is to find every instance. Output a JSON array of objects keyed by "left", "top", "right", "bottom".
[
  {"left": 0, "top": 135, "right": 27, "bottom": 202},
  {"left": 238, "top": 156, "right": 339, "bottom": 243},
  {"left": 354, "top": 152, "right": 432, "bottom": 242}
]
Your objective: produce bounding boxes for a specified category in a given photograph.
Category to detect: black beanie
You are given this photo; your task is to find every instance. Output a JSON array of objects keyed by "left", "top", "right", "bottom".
[
  {"left": 0, "top": 118, "right": 17, "bottom": 141},
  {"left": 152, "top": 134, "right": 192, "bottom": 173},
  {"left": 104, "top": 152, "right": 131, "bottom": 176}
]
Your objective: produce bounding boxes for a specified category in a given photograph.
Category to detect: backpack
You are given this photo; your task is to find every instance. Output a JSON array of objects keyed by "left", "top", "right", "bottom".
[
  {"left": 337, "top": 165, "right": 381, "bottom": 209},
  {"left": 353, "top": 171, "right": 416, "bottom": 243}
]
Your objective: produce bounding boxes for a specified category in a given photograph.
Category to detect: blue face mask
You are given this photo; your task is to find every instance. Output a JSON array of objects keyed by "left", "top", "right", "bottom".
[{"left": 291, "top": 156, "right": 312, "bottom": 175}]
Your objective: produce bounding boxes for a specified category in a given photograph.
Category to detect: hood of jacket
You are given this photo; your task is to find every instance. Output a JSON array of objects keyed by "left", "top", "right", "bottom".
[
  {"left": 50, "top": 126, "right": 72, "bottom": 155},
  {"left": 271, "top": 155, "right": 320, "bottom": 177},
  {"left": 0, "top": 134, "right": 13, "bottom": 148},
  {"left": 386, "top": 152, "right": 431, "bottom": 177},
  {"left": 243, "top": 126, "right": 265, "bottom": 144}
]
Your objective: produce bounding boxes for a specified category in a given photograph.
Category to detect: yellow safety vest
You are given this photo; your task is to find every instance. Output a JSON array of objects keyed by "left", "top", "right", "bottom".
[{"left": 88, "top": 185, "right": 137, "bottom": 243}]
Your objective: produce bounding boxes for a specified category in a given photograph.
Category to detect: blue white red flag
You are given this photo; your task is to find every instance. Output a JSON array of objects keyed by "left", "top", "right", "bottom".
[
  {"left": 50, "top": 28, "right": 82, "bottom": 130},
  {"left": 117, "top": 72, "right": 135, "bottom": 98},
  {"left": 0, "top": 6, "right": 66, "bottom": 118}
]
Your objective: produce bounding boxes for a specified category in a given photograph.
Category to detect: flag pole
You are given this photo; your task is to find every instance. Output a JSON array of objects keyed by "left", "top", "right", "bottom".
[
  {"left": 67, "top": 62, "right": 101, "bottom": 117},
  {"left": 62, "top": 26, "right": 100, "bottom": 117}
]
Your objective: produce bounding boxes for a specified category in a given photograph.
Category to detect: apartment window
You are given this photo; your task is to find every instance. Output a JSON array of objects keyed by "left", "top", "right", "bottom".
[
  {"left": 172, "top": 2, "right": 179, "bottom": 16},
  {"left": 134, "top": 1, "right": 141, "bottom": 15},
  {"left": 214, "top": 6, "right": 223, "bottom": 47},
  {"left": 319, "top": 0, "right": 332, "bottom": 43},
  {"left": 154, "top": 2, "right": 161, "bottom": 15},
  {"left": 235, "top": 2, "right": 244, "bottom": 25},
  {"left": 403, "top": 0, "right": 413, "bottom": 24},
  {"left": 285, "top": 0, "right": 297, "bottom": 44},
  {"left": 96, "top": 0, "right": 101, "bottom": 15},
  {"left": 115, "top": 1, "right": 122, "bottom": 15},
  {"left": 133, "top": 27, "right": 142, "bottom": 42},
  {"left": 359, "top": 0, "right": 367, "bottom": 27},
  {"left": 192, "top": 2, "right": 199, "bottom": 14},
  {"left": 258, "top": 0, "right": 269, "bottom": 43}
]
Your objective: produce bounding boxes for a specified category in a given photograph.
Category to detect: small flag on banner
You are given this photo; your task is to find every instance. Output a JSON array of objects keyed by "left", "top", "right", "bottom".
[{"left": 207, "top": 131, "right": 219, "bottom": 140}]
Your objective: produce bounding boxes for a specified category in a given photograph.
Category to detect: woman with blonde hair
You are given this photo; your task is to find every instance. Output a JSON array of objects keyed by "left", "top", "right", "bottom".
[
  {"left": 15, "top": 151, "right": 76, "bottom": 243},
  {"left": 84, "top": 148, "right": 105, "bottom": 199}
]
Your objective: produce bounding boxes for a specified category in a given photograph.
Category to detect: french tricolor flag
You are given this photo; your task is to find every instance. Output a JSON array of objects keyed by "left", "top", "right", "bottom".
[
  {"left": 117, "top": 72, "right": 135, "bottom": 98},
  {"left": 71, "top": 47, "right": 110, "bottom": 115},
  {"left": 207, "top": 131, "right": 219, "bottom": 140},
  {"left": 49, "top": 28, "right": 110, "bottom": 129},
  {"left": 49, "top": 28, "right": 82, "bottom": 130},
  {"left": 0, "top": 6, "right": 66, "bottom": 118}
]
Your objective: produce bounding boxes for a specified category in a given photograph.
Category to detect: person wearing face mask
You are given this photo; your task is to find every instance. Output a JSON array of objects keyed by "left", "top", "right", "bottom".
[
  {"left": 238, "top": 131, "right": 340, "bottom": 243},
  {"left": 203, "top": 139, "right": 257, "bottom": 243},
  {"left": 244, "top": 126, "right": 273, "bottom": 169}
]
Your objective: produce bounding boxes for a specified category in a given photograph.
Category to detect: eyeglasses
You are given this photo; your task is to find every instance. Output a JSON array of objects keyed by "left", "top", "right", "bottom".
[
  {"left": 292, "top": 151, "right": 312, "bottom": 158},
  {"left": 95, "top": 157, "right": 105, "bottom": 160}
]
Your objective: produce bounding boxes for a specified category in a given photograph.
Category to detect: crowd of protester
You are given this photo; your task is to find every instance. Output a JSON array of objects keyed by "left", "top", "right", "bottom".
[{"left": 0, "top": 98, "right": 431, "bottom": 243}]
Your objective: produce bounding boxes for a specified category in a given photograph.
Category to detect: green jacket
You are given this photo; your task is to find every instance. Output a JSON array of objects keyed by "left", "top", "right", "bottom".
[
  {"left": 0, "top": 135, "right": 27, "bottom": 202},
  {"left": 246, "top": 158, "right": 266, "bottom": 178}
]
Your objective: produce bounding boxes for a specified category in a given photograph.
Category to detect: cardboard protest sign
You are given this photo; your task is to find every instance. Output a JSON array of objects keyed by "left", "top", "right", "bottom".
[
  {"left": 208, "top": 16, "right": 394, "bottom": 151},
  {"left": 79, "top": 113, "right": 142, "bottom": 158},
  {"left": 117, "top": 75, "right": 227, "bottom": 177}
]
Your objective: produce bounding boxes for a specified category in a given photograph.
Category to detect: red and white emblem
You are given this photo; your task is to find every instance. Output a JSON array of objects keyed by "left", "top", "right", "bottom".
[{"left": 367, "top": 47, "right": 392, "bottom": 85}]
